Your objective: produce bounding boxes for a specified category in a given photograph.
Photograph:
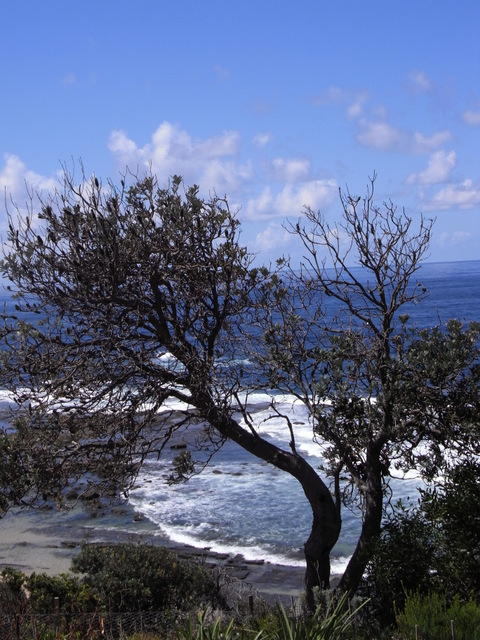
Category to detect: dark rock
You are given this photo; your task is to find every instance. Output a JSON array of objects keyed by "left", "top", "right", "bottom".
[{"left": 60, "top": 541, "right": 78, "bottom": 549}]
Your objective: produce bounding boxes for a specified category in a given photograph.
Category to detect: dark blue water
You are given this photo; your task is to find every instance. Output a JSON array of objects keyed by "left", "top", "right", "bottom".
[{"left": 1, "top": 260, "right": 479, "bottom": 570}]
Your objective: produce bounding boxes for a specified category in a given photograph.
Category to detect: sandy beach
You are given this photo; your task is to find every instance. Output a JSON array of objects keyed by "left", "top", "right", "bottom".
[{"left": 0, "top": 505, "right": 307, "bottom": 606}]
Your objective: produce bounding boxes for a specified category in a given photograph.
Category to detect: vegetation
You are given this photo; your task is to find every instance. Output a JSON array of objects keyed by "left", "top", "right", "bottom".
[
  {"left": 70, "top": 542, "right": 222, "bottom": 613},
  {"left": 0, "top": 168, "right": 479, "bottom": 612},
  {"left": 397, "top": 592, "right": 480, "bottom": 640},
  {"left": 0, "top": 169, "right": 337, "bottom": 597},
  {"left": 254, "top": 176, "right": 480, "bottom": 598},
  {"left": 0, "top": 555, "right": 365, "bottom": 639},
  {"left": 363, "top": 460, "right": 480, "bottom": 628},
  {"left": 0, "top": 536, "right": 479, "bottom": 637}
]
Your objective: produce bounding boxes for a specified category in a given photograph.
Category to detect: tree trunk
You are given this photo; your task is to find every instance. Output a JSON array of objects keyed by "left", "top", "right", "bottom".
[
  {"left": 203, "top": 403, "right": 341, "bottom": 606},
  {"left": 304, "top": 509, "right": 339, "bottom": 610},
  {"left": 337, "top": 465, "right": 383, "bottom": 594}
]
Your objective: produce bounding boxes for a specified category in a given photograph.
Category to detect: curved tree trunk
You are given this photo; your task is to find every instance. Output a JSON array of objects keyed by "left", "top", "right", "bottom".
[
  {"left": 203, "top": 402, "right": 341, "bottom": 606},
  {"left": 304, "top": 505, "right": 340, "bottom": 610}
]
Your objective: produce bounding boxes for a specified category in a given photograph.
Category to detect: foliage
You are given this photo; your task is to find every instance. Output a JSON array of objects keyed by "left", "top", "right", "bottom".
[
  {"left": 0, "top": 566, "right": 28, "bottom": 618},
  {"left": 254, "top": 174, "right": 480, "bottom": 595},
  {"left": 0, "top": 171, "right": 260, "bottom": 508},
  {"left": 0, "top": 168, "right": 339, "bottom": 599},
  {"left": 173, "top": 594, "right": 366, "bottom": 639},
  {"left": 25, "top": 571, "right": 98, "bottom": 613},
  {"left": 396, "top": 592, "right": 480, "bottom": 640},
  {"left": 270, "top": 593, "right": 365, "bottom": 640},
  {"left": 1, "top": 168, "right": 479, "bottom": 604},
  {"left": 173, "top": 609, "right": 255, "bottom": 639},
  {"left": 71, "top": 542, "right": 221, "bottom": 613},
  {"left": 420, "top": 461, "right": 480, "bottom": 598},
  {"left": 363, "top": 461, "right": 480, "bottom": 627},
  {"left": 362, "top": 501, "right": 436, "bottom": 627},
  {"left": 0, "top": 428, "right": 33, "bottom": 516}
]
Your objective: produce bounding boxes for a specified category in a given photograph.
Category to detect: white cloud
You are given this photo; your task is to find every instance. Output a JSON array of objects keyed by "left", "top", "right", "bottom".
[
  {"left": 268, "top": 157, "right": 310, "bottom": 183},
  {"left": 346, "top": 92, "right": 368, "bottom": 119},
  {"left": 407, "top": 70, "right": 433, "bottom": 93},
  {"left": 108, "top": 121, "right": 252, "bottom": 194},
  {"left": 437, "top": 230, "right": 472, "bottom": 247},
  {"left": 107, "top": 122, "right": 338, "bottom": 222},
  {"left": 424, "top": 179, "right": 480, "bottom": 211},
  {"left": 463, "top": 102, "right": 480, "bottom": 126},
  {"left": 313, "top": 87, "right": 368, "bottom": 119},
  {"left": 245, "top": 179, "right": 337, "bottom": 220},
  {"left": 313, "top": 86, "right": 346, "bottom": 106},
  {"left": 356, "top": 121, "right": 403, "bottom": 151},
  {"left": 254, "top": 222, "right": 290, "bottom": 252},
  {"left": 214, "top": 64, "right": 230, "bottom": 81},
  {"left": 357, "top": 120, "right": 451, "bottom": 154},
  {"left": 252, "top": 132, "right": 272, "bottom": 148},
  {"left": 406, "top": 150, "right": 456, "bottom": 185},
  {"left": 62, "top": 73, "right": 76, "bottom": 86},
  {"left": 0, "top": 153, "right": 57, "bottom": 202},
  {"left": 0, "top": 154, "right": 59, "bottom": 233}
]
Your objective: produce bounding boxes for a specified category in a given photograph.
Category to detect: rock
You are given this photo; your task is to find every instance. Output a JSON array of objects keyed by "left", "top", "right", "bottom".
[{"left": 60, "top": 541, "right": 78, "bottom": 549}]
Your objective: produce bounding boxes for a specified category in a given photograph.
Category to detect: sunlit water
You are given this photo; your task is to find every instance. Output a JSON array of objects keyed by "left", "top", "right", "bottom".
[{"left": 1, "top": 260, "right": 479, "bottom": 570}]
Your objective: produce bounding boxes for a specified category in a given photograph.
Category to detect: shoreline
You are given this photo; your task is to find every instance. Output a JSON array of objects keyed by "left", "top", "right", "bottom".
[{"left": 0, "top": 506, "right": 309, "bottom": 605}]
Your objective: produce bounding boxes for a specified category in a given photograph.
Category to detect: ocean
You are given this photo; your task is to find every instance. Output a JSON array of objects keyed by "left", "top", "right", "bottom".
[{"left": 1, "top": 260, "right": 479, "bottom": 572}]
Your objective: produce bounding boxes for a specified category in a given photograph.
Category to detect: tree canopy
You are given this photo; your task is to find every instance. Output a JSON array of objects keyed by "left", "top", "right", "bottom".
[
  {"left": 1, "top": 169, "right": 478, "bottom": 602},
  {"left": 253, "top": 176, "right": 480, "bottom": 592}
]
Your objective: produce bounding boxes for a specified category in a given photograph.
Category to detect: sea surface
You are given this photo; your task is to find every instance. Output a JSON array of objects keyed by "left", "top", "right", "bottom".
[{"left": 1, "top": 260, "right": 479, "bottom": 572}]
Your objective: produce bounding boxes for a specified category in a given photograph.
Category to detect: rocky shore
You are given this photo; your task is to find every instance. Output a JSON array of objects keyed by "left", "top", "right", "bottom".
[{"left": 0, "top": 506, "right": 307, "bottom": 606}]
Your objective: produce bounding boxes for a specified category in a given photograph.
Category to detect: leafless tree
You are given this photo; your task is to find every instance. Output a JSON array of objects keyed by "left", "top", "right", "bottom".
[{"left": 254, "top": 175, "right": 480, "bottom": 596}]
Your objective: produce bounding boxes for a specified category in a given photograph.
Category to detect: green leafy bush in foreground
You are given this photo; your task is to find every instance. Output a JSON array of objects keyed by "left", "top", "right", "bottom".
[
  {"left": 25, "top": 571, "right": 98, "bottom": 613},
  {"left": 71, "top": 542, "right": 222, "bottom": 613},
  {"left": 397, "top": 592, "right": 480, "bottom": 640},
  {"left": 363, "top": 462, "right": 480, "bottom": 629}
]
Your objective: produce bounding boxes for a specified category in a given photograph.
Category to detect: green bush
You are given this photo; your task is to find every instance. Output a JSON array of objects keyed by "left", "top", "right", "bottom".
[
  {"left": 25, "top": 571, "right": 98, "bottom": 613},
  {"left": 0, "top": 567, "right": 28, "bottom": 618},
  {"left": 420, "top": 461, "right": 480, "bottom": 599},
  {"left": 71, "top": 542, "right": 222, "bottom": 613},
  {"left": 397, "top": 592, "right": 480, "bottom": 640},
  {"left": 361, "top": 501, "right": 436, "bottom": 627},
  {"left": 363, "top": 463, "right": 480, "bottom": 629}
]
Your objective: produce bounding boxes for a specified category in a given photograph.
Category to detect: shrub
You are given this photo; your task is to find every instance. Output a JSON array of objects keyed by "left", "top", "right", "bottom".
[
  {"left": 25, "top": 571, "right": 98, "bottom": 613},
  {"left": 361, "top": 501, "right": 436, "bottom": 627},
  {"left": 0, "top": 567, "right": 28, "bottom": 617},
  {"left": 71, "top": 542, "right": 222, "bottom": 613},
  {"left": 174, "top": 594, "right": 366, "bottom": 640},
  {"left": 397, "top": 592, "right": 480, "bottom": 640},
  {"left": 420, "top": 461, "right": 480, "bottom": 599}
]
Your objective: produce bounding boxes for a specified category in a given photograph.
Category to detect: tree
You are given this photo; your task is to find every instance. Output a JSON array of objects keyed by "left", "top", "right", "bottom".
[
  {"left": 364, "top": 461, "right": 480, "bottom": 627},
  {"left": 2, "top": 170, "right": 477, "bottom": 605},
  {"left": 254, "top": 175, "right": 480, "bottom": 596},
  {"left": 0, "top": 169, "right": 339, "bottom": 601}
]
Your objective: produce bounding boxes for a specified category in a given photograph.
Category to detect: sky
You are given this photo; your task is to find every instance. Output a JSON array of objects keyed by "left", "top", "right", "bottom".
[{"left": 0, "top": 0, "right": 479, "bottom": 265}]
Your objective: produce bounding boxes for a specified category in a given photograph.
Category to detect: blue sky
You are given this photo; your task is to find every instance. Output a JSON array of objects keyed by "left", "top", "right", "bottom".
[{"left": 1, "top": 1, "right": 479, "bottom": 264}]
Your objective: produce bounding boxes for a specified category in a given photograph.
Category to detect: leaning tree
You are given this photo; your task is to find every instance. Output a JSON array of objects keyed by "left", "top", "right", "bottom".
[
  {"left": 254, "top": 176, "right": 480, "bottom": 596},
  {"left": 0, "top": 170, "right": 340, "bottom": 597}
]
